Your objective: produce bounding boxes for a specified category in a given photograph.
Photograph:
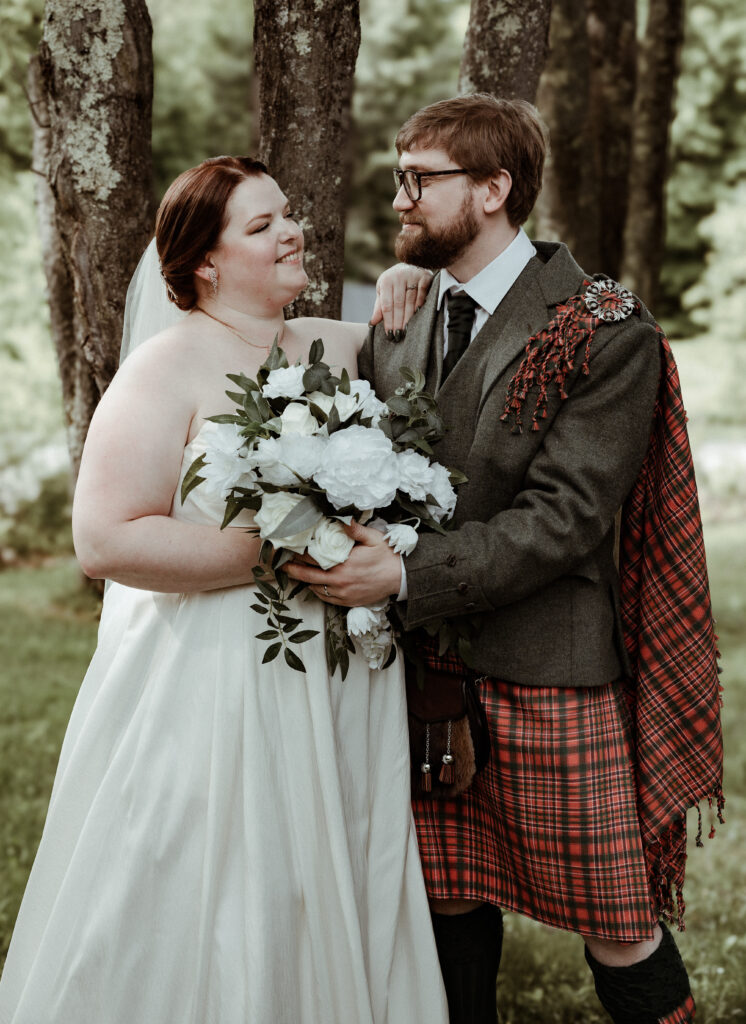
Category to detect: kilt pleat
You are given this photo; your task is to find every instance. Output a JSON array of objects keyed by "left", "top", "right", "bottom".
[{"left": 412, "top": 674, "right": 659, "bottom": 942}]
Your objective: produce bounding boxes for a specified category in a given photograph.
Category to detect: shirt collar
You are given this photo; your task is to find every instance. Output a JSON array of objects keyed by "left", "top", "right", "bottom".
[{"left": 437, "top": 227, "right": 537, "bottom": 314}]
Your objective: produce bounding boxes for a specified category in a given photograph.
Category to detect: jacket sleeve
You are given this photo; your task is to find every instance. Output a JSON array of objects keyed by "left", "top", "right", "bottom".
[
  {"left": 402, "top": 317, "right": 661, "bottom": 628},
  {"left": 356, "top": 324, "right": 376, "bottom": 384}
]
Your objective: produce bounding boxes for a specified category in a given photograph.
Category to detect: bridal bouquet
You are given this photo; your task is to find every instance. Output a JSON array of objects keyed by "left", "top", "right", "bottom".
[{"left": 183, "top": 340, "right": 466, "bottom": 677}]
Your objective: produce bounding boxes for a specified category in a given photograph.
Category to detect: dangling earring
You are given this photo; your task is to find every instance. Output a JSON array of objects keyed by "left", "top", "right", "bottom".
[{"left": 208, "top": 267, "right": 218, "bottom": 295}]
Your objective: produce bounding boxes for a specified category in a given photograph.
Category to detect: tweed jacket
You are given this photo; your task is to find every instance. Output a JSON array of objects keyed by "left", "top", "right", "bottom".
[{"left": 358, "top": 241, "right": 662, "bottom": 687}]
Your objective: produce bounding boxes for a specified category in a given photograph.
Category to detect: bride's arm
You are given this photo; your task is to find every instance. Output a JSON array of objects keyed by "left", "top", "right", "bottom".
[{"left": 73, "top": 336, "right": 261, "bottom": 593}]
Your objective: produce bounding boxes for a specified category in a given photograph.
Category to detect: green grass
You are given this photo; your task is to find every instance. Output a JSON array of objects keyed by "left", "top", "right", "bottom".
[{"left": 0, "top": 529, "right": 745, "bottom": 1018}]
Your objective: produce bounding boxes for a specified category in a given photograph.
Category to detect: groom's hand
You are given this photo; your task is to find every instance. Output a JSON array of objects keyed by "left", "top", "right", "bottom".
[{"left": 286, "top": 521, "right": 402, "bottom": 606}]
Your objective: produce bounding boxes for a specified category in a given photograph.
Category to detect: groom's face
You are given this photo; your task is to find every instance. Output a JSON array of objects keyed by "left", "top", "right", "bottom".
[{"left": 393, "top": 145, "right": 480, "bottom": 271}]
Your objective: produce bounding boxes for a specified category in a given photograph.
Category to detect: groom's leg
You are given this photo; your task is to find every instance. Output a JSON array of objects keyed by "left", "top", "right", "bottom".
[
  {"left": 584, "top": 921, "right": 695, "bottom": 1023},
  {"left": 430, "top": 899, "right": 503, "bottom": 1024}
]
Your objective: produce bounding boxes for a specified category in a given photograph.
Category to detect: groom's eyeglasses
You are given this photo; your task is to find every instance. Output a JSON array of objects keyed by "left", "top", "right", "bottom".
[{"left": 393, "top": 167, "right": 471, "bottom": 203}]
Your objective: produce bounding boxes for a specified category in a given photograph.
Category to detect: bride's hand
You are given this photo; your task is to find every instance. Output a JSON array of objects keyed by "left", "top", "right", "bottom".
[{"left": 369, "top": 264, "right": 433, "bottom": 339}]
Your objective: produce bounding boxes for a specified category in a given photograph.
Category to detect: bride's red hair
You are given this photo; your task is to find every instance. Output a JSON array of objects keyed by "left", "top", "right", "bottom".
[{"left": 156, "top": 156, "right": 268, "bottom": 310}]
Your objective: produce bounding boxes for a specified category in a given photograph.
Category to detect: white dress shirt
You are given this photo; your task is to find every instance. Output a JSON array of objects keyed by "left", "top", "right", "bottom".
[{"left": 396, "top": 227, "right": 537, "bottom": 601}]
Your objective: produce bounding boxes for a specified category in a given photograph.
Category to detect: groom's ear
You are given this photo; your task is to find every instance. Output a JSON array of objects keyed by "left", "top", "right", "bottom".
[{"left": 482, "top": 169, "right": 512, "bottom": 215}]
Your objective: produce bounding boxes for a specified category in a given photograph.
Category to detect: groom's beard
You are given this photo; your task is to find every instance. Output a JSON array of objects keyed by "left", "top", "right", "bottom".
[{"left": 394, "top": 191, "right": 479, "bottom": 270}]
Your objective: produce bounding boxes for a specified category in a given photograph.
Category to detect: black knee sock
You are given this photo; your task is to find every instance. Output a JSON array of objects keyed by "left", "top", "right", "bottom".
[
  {"left": 430, "top": 904, "right": 503, "bottom": 1024},
  {"left": 584, "top": 921, "right": 694, "bottom": 1024}
]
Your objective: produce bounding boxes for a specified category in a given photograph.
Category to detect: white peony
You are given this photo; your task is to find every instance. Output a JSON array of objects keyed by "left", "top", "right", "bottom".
[
  {"left": 198, "top": 421, "right": 257, "bottom": 499},
  {"left": 384, "top": 523, "right": 419, "bottom": 556},
  {"left": 350, "top": 380, "right": 388, "bottom": 426},
  {"left": 396, "top": 449, "right": 436, "bottom": 502},
  {"left": 355, "top": 626, "right": 393, "bottom": 669},
  {"left": 346, "top": 601, "right": 390, "bottom": 637},
  {"left": 313, "top": 425, "right": 400, "bottom": 510},
  {"left": 262, "top": 364, "right": 306, "bottom": 400},
  {"left": 254, "top": 491, "right": 322, "bottom": 553},
  {"left": 307, "top": 391, "right": 335, "bottom": 416},
  {"left": 425, "top": 462, "right": 458, "bottom": 523},
  {"left": 279, "top": 402, "right": 319, "bottom": 436},
  {"left": 306, "top": 517, "right": 355, "bottom": 570},
  {"left": 251, "top": 434, "right": 327, "bottom": 486}
]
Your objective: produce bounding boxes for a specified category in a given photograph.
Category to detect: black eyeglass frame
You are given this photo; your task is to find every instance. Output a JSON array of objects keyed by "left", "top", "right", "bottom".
[{"left": 392, "top": 167, "right": 471, "bottom": 202}]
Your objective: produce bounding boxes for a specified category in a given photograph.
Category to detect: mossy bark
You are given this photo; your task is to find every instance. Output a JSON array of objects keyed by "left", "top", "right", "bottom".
[
  {"left": 253, "top": 0, "right": 360, "bottom": 319},
  {"left": 458, "top": 0, "right": 552, "bottom": 101},
  {"left": 28, "top": 0, "right": 153, "bottom": 480}
]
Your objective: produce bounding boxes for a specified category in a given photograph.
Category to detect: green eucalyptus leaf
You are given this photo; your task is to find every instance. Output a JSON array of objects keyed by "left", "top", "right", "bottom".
[
  {"left": 256, "top": 629, "right": 279, "bottom": 640},
  {"left": 207, "top": 414, "right": 242, "bottom": 424},
  {"left": 272, "top": 495, "right": 322, "bottom": 537},
  {"left": 386, "top": 395, "right": 413, "bottom": 417},
  {"left": 289, "top": 629, "right": 319, "bottom": 643},
  {"left": 339, "top": 367, "right": 351, "bottom": 395},
  {"left": 309, "top": 338, "right": 324, "bottom": 364},
  {"left": 326, "top": 404, "right": 341, "bottom": 434},
  {"left": 262, "top": 641, "right": 282, "bottom": 663},
  {"left": 284, "top": 648, "right": 306, "bottom": 673},
  {"left": 180, "top": 454, "right": 208, "bottom": 505}
]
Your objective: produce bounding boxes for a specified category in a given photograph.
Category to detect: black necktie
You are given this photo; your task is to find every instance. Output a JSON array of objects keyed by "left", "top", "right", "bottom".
[{"left": 442, "top": 292, "right": 478, "bottom": 382}]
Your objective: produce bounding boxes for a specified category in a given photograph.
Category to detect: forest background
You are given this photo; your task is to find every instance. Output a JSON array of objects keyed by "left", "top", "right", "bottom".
[{"left": 0, "top": 0, "right": 745, "bottom": 1019}]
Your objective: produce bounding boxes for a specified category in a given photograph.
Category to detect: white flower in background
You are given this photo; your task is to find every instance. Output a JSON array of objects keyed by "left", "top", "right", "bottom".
[
  {"left": 251, "top": 434, "right": 326, "bottom": 486},
  {"left": 346, "top": 601, "right": 390, "bottom": 637},
  {"left": 254, "top": 490, "right": 321, "bottom": 552},
  {"left": 425, "top": 462, "right": 458, "bottom": 522},
  {"left": 384, "top": 523, "right": 419, "bottom": 556},
  {"left": 350, "top": 380, "right": 388, "bottom": 426},
  {"left": 314, "top": 425, "right": 400, "bottom": 509},
  {"left": 306, "top": 517, "right": 355, "bottom": 570},
  {"left": 279, "top": 402, "right": 318, "bottom": 436},
  {"left": 199, "top": 421, "right": 256, "bottom": 498},
  {"left": 262, "top": 364, "right": 306, "bottom": 400},
  {"left": 356, "top": 626, "right": 393, "bottom": 669},
  {"left": 396, "top": 449, "right": 436, "bottom": 502}
]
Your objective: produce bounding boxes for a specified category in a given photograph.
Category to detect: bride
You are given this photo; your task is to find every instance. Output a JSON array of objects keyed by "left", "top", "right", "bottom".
[{"left": 0, "top": 156, "right": 447, "bottom": 1024}]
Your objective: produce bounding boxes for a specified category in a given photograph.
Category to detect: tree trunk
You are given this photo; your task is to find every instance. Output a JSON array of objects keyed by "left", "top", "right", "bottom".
[
  {"left": 533, "top": 0, "right": 601, "bottom": 271},
  {"left": 458, "top": 0, "right": 552, "bottom": 102},
  {"left": 254, "top": 0, "right": 360, "bottom": 319},
  {"left": 621, "top": 0, "right": 685, "bottom": 308},
  {"left": 587, "top": 0, "right": 636, "bottom": 278},
  {"left": 28, "top": 0, "right": 153, "bottom": 481}
]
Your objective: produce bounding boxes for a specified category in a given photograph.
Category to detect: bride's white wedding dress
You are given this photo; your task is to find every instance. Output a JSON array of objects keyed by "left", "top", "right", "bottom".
[{"left": 0, "top": 422, "right": 447, "bottom": 1024}]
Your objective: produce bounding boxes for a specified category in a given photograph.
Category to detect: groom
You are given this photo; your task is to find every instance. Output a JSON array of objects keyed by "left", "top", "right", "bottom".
[{"left": 288, "top": 94, "right": 722, "bottom": 1023}]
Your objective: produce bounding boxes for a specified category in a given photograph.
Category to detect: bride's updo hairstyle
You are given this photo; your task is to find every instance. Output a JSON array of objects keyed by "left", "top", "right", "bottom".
[{"left": 156, "top": 156, "right": 268, "bottom": 310}]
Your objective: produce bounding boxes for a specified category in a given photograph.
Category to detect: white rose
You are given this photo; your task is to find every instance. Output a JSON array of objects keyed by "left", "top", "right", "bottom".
[
  {"left": 396, "top": 449, "right": 436, "bottom": 502},
  {"left": 279, "top": 402, "right": 319, "bottom": 436},
  {"left": 306, "top": 517, "right": 355, "bottom": 570},
  {"left": 262, "top": 364, "right": 306, "bottom": 400},
  {"left": 356, "top": 626, "right": 393, "bottom": 670},
  {"left": 313, "top": 425, "right": 400, "bottom": 510},
  {"left": 384, "top": 523, "right": 419, "bottom": 556},
  {"left": 254, "top": 491, "right": 322, "bottom": 553},
  {"left": 350, "top": 380, "right": 388, "bottom": 426},
  {"left": 346, "top": 601, "right": 390, "bottom": 637},
  {"left": 198, "top": 421, "right": 257, "bottom": 498},
  {"left": 425, "top": 462, "right": 458, "bottom": 523},
  {"left": 251, "top": 435, "right": 326, "bottom": 486}
]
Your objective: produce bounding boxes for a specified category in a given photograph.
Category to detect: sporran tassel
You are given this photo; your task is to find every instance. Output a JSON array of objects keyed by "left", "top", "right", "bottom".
[
  {"left": 421, "top": 724, "right": 432, "bottom": 792},
  {"left": 439, "top": 719, "right": 455, "bottom": 784}
]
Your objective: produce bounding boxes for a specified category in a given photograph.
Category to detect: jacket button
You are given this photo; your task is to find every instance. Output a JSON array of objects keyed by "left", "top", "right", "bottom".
[
  {"left": 446, "top": 554, "right": 457, "bottom": 567},
  {"left": 457, "top": 582, "right": 468, "bottom": 594}
]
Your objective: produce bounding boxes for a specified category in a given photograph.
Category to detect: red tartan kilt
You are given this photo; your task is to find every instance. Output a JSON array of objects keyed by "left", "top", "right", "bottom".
[{"left": 412, "top": 665, "right": 659, "bottom": 942}]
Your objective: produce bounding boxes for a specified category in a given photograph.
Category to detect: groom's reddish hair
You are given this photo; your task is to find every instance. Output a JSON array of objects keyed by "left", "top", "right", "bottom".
[
  {"left": 395, "top": 94, "right": 548, "bottom": 227},
  {"left": 156, "top": 156, "right": 268, "bottom": 310}
]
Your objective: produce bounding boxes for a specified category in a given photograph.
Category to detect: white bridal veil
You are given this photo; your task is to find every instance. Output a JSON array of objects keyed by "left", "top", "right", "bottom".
[{"left": 120, "top": 238, "right": 186, "bottom": 363}]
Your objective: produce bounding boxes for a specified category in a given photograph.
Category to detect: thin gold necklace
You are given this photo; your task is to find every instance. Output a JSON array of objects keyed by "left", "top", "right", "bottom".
[{"left": 196, "top": 306, "right": 278, "bottom": 351}]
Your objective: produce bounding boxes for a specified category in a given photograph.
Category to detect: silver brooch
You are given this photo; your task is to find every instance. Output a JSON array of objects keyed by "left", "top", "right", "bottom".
[{"left": 583, "top": 279, "right": 636, "bottom": 322}]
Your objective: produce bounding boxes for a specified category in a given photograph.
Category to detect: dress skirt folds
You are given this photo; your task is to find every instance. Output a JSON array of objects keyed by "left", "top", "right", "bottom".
[{"left": 0, "top": 424, "right": 448, "bottom": 1024}]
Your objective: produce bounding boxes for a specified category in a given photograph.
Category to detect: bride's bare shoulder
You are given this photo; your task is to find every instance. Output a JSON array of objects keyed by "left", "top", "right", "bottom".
[
  {"left": 293, "top": 317, "right": 367, "bottom": 354},
  {"left": 116, "top": 317, "right": 212, "bottom": 379}
]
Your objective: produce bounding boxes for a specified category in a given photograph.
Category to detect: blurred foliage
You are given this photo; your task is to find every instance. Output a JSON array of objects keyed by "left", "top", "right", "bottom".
[
  {"left": 345, "top": 0, "right": 468, "bottom": 279},
  {"left": 0, "top": 0, "right": 43, "bottom": 175},
  {"left": 660, "top": 0, "right": 746, "bottom": 335}
]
